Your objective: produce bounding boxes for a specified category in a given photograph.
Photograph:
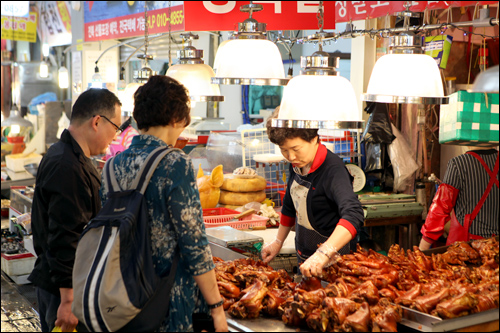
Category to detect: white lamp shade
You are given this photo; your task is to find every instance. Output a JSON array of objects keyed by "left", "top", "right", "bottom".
[
  {"left": 214, "top": 39, "right": 285, "bottom": 79},
  {"left": 213, "top": 39, "right": 230, "bottom": 74},
  {"left": 470, "top": 65, "right": 499, "bottom": 93},
  {"left": 364, "top": 53, "right": 445, "bottom": 103},
  {"left": 119, "top": 82, "right": 143, "bottom": 112},
  {"left": 39, "top": 62, "right": 49, "bottom": 78},
  {"left": 279, "top": 75, "right": 360, "bottom": 122},
  {"left": 58, "top": 66, "right": 69, "bottom": 89},
  {"left": 167, "top": 63, "right": 221, "bottom": 98}
]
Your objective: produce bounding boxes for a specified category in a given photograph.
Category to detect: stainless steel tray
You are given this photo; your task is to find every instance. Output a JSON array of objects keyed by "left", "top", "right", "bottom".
[
  {"left": 209, "top": 242, "right": 247, "bottom": 261},
  {"left": 226, "top": 314, "right": 297, "bottom": 332},
  {"left": 422, "top": 236, "right": 499, "bottom": 256},
  {"left": 206, "top": 226, "right": 263, "bottom": 248},
  {"left": 399, "top": 305, "right": 499, "bottom": 332}
]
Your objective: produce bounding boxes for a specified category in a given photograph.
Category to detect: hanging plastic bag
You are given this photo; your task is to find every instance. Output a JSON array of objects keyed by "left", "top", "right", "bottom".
[
  {"left": 362, "top": 103, "right": 395, "bottom": 173},
  {"left": 56, "top": 111, "right": 70, "bottom": 139},
  {"left": 364, "top": 142, "right": 386, "bottom": 172},
  {"left": 388, "top": 124, "right": 419, "bottom": 192},
  {"left": 361, "top": 103, "right": 396, "bottom": 144}
]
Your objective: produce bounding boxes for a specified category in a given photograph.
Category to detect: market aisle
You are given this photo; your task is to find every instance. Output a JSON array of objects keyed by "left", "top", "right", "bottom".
[{"left": 1, "top": 271, "right": 40, "bottom": 332}]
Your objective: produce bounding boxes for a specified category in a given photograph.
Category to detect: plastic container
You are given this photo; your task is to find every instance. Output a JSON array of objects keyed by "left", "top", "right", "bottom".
[
  {"left": 1, "top": 252, "right": 36, "bottom": 276},
  {"left": 5, "top": 153, "right": 43, "bottom": 172},
  {"left": 203, "top": 207, "right": 240, "bottom": 217},
  {"left": 204, "top": 214, "right": 268, "bottom": 230}
]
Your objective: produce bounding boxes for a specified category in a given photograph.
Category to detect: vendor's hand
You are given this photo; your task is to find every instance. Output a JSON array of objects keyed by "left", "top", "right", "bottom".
[
  {"left": 55, "top": 301, "right": 78, "bottom": 332},
  {"left": 261, "top": 239, "right": 283, "bottom": 263},
  {"left": 211, "top": 306, "right": 228, "bottom": 332},
  {"left": 419, "top": 238, "right": 432, "bottom": 251},
  {"left": 300, "top": 250, "right": 330, "bottom": 278},
  {"left": 300, "top": 243, "right": 340, "bottom": 278}
]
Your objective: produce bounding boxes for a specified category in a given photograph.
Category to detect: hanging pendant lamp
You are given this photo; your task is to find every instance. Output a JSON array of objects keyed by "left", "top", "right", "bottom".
[
  {"left": 211, "top": 2, "right": 289, "bottom": 86},
  {"left": 361, "top": 4, "right": 448, "bottom": 105},
  {"left": 273, "top": 48, "right": 363, "bottom": 130},
  {"left": 167, "top": 33, "right": 224, "bottom": 102},
  {"left": 470, "top": 65, "right": 499, "bottom": 93},
  {"left": 272, "top": 2, "right": 363, "bottom": 131}
]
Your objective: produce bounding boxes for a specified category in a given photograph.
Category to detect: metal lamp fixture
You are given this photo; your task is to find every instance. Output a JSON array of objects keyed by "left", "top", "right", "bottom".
[
  {"left": 120, "top": 82, "right": 143, "bottom": 112},
  {"left": 272, "top": 2, "right": 363, "bottom": 131},
  {"left": 58, "top": 65, "right": 69, "bottom": 89},
  {"left": 91, "top": 65, "right": 103, "bottom": 89},
  {"left": 166, "top": 33, "right": 224, "bottom": 103},
  {"left": 272, "top": 55, "right": 363, "bottom": 130},
  {"left": 211, "top": 2, "right": 289, "bottom": 86},
  {"left": 39, "top": 59, "right": 49, "bottom": 78},
  {"left": 39, "top": 43, "right": 50, "bottom": 78},
  {"left": 361, "top": 3, "right": 448, "bottom": 105},
  {"left": 117, "top": 67, "right": 127, "bottom": 91},
  {"left": 1, "top": 104, "right": 34, "bottom": 154},
  {"left": 134, "top": 4, "right": 157, "bottom": 83},
  {"left": 469, "top": 65, "right": 499, "bottom": 93},
  {"left": 58, "top": 56, "right": 69, "bottom": 89}
]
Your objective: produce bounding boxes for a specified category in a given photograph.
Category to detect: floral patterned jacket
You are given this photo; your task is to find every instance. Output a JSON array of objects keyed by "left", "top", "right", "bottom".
[{"left": 100, "top": 134, "right": 214, "bottom": 332}]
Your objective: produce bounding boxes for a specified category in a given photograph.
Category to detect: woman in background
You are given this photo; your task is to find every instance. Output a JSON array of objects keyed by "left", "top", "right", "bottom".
[
  {"left": 100, "top": 75, "right": 227, "bottom": 331},
  {"left": 261, "top": 109, "right": 364, "bottom": 278}
]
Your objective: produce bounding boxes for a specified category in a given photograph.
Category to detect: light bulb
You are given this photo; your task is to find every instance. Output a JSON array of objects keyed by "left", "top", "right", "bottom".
[
  {"left": 39, "top": 61, "right": 49, "bottom": 78},
  {"left": 11, "top": 124, "right": 21, "bottom": 134},
  {"left": 117, "top": 71, "right": 126, "bottom": 90},
  {"left": 42, "top": 43, "right": 50, "bottom": 57},
  {"left": 118, "top": 79, "right": 126, "bottom": 90},
  {"left": 91, "top": 66, "right": 103, "bottom": 89},
  {"left": 58, "top": 66, "right": 69, "bottom": 89}
]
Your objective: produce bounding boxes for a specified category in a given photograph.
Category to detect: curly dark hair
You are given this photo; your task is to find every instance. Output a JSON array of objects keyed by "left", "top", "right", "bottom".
[
  {"left": 71, "top": 88, "right": 121, "bottom": 124},
  {"left": 133, "top": 75, "right": 191, "bottom": 131},
  {"left": 266, "top": 107, "right": 319, "bottom": 146}
]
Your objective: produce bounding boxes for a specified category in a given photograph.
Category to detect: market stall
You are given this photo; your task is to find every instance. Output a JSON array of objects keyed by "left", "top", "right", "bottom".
[
  {"left": 1, "top": 1, "right": 499, "bottom": 332},
  {"left": 210, "top": 236, "right": 499, "bottom": 332}
]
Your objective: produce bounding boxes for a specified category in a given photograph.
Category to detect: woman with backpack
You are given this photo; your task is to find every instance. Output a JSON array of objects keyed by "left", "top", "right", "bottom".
[{"left": 100, "top": 75, "right": 227, "bottom": 332}]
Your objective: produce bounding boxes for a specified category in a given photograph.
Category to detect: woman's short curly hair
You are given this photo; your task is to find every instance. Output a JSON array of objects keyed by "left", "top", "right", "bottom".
[
  {"left": 266, "top": 107, "right": 319, "bottom": 146},
  {"left": 133, "top": 75, "right": 191, "bottom": 131}
]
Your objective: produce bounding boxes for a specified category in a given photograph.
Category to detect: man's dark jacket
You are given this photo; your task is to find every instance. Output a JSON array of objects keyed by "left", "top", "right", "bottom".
[{"left": 28, "top": 129, "right": 101, "bottom": 295}]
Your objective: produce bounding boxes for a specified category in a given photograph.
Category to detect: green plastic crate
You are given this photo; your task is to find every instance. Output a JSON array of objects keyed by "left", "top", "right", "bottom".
[{"left": 439, "top": 91, "right": 499, "bottom": 146}]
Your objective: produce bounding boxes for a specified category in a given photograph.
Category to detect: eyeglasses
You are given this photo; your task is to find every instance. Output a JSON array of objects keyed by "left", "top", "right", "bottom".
[{"left": 94, "top": 114, "right": 122, "bottom": 134}]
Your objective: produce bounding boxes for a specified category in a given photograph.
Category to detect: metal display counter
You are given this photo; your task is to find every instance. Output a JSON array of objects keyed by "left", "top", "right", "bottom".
[
  {"left": 1, "top": 178, "right": 36, "bottom": 191},
  {"left": 226, "top": 314, "right": 297, "bottom": 332},
  {"left": 209, "top": 228, "right": 499, "bottom": 332},
  {"left": 400, "top": 306, "right": 499, "bottom": 332}
]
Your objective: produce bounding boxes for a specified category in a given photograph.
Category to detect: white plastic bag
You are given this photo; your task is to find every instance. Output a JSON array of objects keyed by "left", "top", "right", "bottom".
[
  {"left": 388, "top": 124, "right": 419, "bottom": 192},
  {"left": 56, "top": 111, "right": 70, "bottom": 139}
]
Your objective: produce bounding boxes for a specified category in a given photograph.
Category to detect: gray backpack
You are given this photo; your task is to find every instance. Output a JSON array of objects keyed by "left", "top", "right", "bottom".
[{"left": 73, "top": 146, "right": 180, "bottom": 332}]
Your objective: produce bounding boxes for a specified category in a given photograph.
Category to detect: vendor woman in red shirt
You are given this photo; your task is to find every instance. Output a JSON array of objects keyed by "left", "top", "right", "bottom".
[{"left": 261, "top": 110, "right": 364, "bottom": 278}]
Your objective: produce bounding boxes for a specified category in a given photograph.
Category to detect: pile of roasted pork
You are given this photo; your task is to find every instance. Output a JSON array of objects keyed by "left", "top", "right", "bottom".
[{"left": 214, "top": 237, "right": 499, "bottom": 332}]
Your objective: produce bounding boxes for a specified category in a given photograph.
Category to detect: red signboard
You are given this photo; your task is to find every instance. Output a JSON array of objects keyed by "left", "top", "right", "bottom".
[
  {"left": 335, "top": 1, "right": 499, "bottom": 23},
  {"left": 184, "top": 1, "right": 335, "bottom": 31},
  {"left": 84, "top": 3, "right": 184, "bottom": 42}
]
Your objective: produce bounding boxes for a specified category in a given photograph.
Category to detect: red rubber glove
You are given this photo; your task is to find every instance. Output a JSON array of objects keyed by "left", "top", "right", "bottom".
[{"left": 420, "top": 183, "right": 459, "bottom": 246}]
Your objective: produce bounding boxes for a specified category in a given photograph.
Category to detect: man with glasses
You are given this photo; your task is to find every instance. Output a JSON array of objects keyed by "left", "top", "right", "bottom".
[
  {"left": 105, "top": 114, "right": 139, "bottom": 160},
  {"left": 29, "top": 88, "right": 122, "bottom": 332}
]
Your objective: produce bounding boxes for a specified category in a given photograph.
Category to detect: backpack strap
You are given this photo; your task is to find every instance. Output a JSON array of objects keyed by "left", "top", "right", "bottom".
[{"left": 103, "top": 156, "right": 120, "bottom": 194}]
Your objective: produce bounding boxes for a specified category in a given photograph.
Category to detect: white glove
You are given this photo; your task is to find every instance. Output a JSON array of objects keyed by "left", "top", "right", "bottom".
[
  {"left": 300, "top": 243, "right": 340, "bottom": 278},
  {"left": 261, "top": 239, "right": 283, "bottom": 263}
]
